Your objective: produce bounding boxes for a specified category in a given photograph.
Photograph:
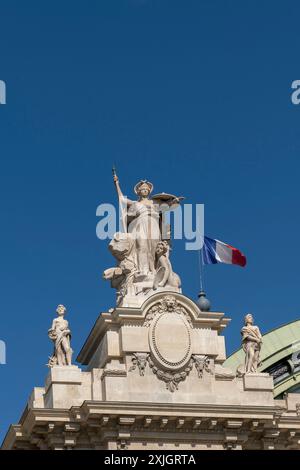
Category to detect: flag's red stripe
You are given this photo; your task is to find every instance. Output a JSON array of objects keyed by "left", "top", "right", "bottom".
[{"left": 227, "top": 244, "right": 247, "bottom": 267}]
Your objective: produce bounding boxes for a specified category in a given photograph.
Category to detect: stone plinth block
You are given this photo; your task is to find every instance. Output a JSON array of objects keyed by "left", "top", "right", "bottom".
[
  {"left": 44, "top": 365, "right": 84, "bottom": 409},
  {"left": 45, "top": 365, "right": 82, "bottom": 389},
  {"left": 243, "top": 373, "right": 273, "bottom": 391}
]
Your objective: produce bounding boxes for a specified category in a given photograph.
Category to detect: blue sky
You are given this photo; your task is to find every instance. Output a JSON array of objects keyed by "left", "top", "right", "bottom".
[{"left": 0, "top": 0, "right": 300, "bottom": 442}]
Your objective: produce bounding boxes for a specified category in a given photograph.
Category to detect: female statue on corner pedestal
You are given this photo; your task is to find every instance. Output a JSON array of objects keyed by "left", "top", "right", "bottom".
[
  {"left": 47, "top": 304, "right": 73, "bottom": 367},
  {"left": 241, "top": 314, "right": 262, "bottom": 373}
]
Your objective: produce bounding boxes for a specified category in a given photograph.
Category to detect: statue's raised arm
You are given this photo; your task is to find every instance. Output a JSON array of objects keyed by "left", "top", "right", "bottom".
[{"left": 113, "top": 171, "right": 134, "bottom": 207}]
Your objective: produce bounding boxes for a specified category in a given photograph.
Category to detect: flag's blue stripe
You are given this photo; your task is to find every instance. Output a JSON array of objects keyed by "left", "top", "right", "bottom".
[{"left": 202, "top": 236, "right": 218, "bottom": 265}]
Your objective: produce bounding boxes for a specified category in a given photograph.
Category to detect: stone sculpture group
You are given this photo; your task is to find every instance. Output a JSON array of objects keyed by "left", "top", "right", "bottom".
[
  {"left": 103, "top": 174, "right": 182, "bottom": 306},
  {"left": 48, "top": 174, "right": 262, "bottom": 376}
]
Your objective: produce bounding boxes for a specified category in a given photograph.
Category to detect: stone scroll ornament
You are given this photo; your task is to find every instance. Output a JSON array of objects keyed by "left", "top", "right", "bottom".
[
  {"left": 47, "top": 305, "right": 73, "bottom": 367},
  {"left": 103, "top": 169, "right": 183, "bottom": 305}
]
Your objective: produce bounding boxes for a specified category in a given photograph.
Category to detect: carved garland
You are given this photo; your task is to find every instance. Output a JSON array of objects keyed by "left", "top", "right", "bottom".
[
  {"left": 129, "top": 354, "right": 214, "bottom": 392},
  {"left": 128, "top": 353, "right": 213, "bottom": 392},
  {"left": 147, "top": 356, "right": 193, "bottom": 393}
]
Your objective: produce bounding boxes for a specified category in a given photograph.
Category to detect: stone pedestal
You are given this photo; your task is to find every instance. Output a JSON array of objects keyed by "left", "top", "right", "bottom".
[
  {"left": 44, "top": 366, "right": 89, "bottom": 409},
  {"left": 243, "top": 373, "right": 274, "bottom": 391}
]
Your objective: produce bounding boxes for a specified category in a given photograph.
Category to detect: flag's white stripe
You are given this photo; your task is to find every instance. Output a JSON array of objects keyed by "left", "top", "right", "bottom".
[{"left": 216, "top": 240, "right": 232, "bottom": 264}]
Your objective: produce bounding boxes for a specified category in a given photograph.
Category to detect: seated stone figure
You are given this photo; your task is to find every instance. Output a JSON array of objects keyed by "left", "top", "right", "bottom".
[{"left": 153, "top": 241, "right": 181, "bottom": 291}]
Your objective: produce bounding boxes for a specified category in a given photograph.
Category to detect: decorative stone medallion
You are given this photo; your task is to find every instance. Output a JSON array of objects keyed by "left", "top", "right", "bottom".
[
  {"left": 127, "top": 294, "right": 198, "bottom": 391},
  {"left": 149, "top": 311, "right": 192, "bottom": 371}
]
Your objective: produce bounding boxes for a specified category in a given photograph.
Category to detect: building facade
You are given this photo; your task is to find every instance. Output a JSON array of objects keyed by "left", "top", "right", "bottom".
[{"left": 2, "top": 291, "right": 300, "bottom": 450}]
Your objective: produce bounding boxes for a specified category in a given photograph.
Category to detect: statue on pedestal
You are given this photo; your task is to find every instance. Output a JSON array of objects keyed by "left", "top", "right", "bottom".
[
  {"left": 241, "top": 314, "right": 262, "bottom": 373},
  {"left": 47, "top": 305, "right": 73, "bottom": 367},
  {"left": 103, "top": 169, "right": 183, "bottom": 305}
]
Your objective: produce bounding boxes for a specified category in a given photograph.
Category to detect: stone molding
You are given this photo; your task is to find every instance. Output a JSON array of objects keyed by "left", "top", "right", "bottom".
[{"left": 3, "top": 400, "right": 300, "bottom": 450}]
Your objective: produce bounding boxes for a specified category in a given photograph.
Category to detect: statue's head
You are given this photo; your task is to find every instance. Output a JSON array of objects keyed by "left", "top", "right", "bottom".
[
  {"left": 56, "top": 304, "right": 66, "bottom": 316},
  {"left": 156, "top": 240, "right": 169, "bottom": 256},
  {"left": 134, "top": 180, "right": 153, "bottom": 198},
  {"left": 244, "top": 313, "right": 253, "bottom": 325}
]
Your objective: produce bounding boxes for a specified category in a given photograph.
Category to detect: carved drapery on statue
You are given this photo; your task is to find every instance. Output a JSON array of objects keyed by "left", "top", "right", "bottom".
[
  {"left": 103, "top": 174, "right": 183, "bottom": 306},
  {"left": 241, "top": 314, "right": 262, "bottom": 373}
]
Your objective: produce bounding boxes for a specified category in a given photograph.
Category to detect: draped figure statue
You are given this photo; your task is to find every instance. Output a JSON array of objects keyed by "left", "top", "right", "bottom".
[
  {"left": 241, "top": 314, "right": 262, "bottom": 373},
  {"left": 115, "top": 177, "right": 160, "bottom": 276},
  {"left": 48, "top": 305, "right": 73, "bottom": 367}
]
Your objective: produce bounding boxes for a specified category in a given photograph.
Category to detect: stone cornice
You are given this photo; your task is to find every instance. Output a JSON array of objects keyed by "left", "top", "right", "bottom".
[{"left": 3, "top": 399, "right": 300, "bottom": 450}]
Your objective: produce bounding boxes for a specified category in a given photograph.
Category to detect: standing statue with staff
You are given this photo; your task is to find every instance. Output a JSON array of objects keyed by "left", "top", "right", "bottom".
[{"left": 103, "top": 167, "right": 184, "bottom": 306}]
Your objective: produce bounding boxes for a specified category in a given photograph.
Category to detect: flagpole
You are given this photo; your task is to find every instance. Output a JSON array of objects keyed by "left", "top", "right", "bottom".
[
  {"left": 112, "top": 164, "right": 127, "bottom": 233},
  {"left": 198, "top": 244, "right": 204, "bottom": 292},
  {"left": 197, "top": 239, "right": 211, "bottom": 311}
]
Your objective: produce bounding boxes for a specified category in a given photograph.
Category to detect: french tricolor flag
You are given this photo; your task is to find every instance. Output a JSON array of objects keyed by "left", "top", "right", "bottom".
[{"left": 202, "top": 236, "right": 247, "bottom": 267}]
